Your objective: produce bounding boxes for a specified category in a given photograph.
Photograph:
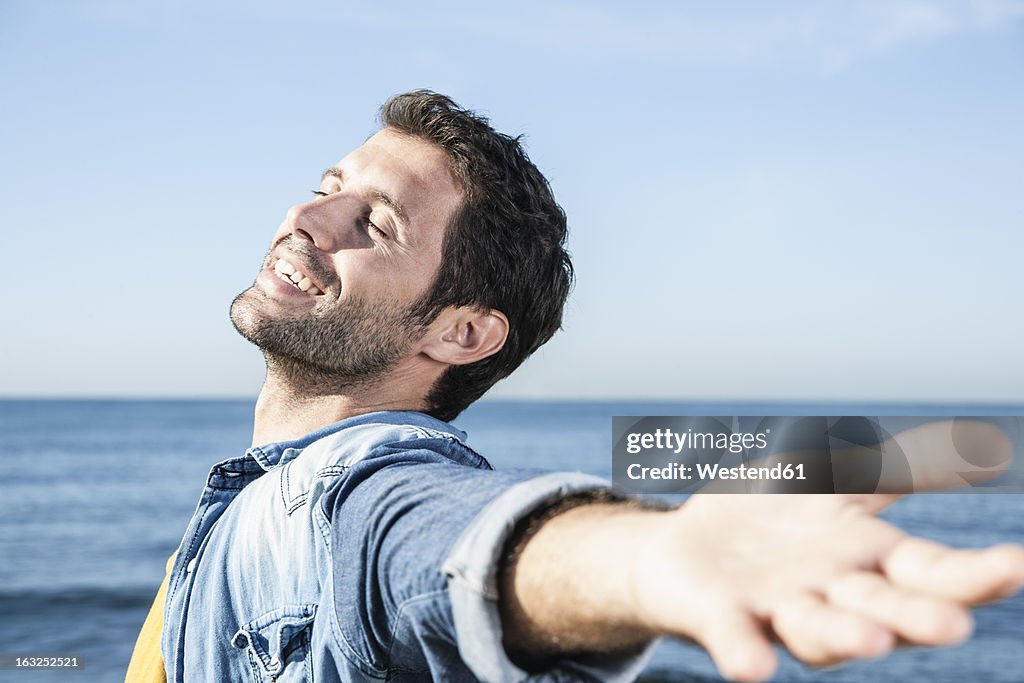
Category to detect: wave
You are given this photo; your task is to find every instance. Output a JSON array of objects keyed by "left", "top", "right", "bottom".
[{"left": 0, "top": 586, "right": 155, "bottom": 616}]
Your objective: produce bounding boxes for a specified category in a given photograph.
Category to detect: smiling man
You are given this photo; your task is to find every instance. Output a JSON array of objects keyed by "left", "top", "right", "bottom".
[{"left": 127, "top": 91, "right": 1024, "bottom": 683}]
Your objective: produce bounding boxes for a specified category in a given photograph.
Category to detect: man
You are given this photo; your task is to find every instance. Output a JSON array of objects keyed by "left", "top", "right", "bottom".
[{"left": 127, "top": 90, "right": 1024, "bottom": 682}]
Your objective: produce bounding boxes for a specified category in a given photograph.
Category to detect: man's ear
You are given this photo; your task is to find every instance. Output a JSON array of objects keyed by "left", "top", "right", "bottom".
[{"left": 420, "top": 307, "right": 509, "bottom": 366}]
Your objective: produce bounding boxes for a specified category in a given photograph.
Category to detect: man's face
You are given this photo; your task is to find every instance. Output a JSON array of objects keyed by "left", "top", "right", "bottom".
[{"left": 230, "top": 128, "right": 463, "bottom": 388}]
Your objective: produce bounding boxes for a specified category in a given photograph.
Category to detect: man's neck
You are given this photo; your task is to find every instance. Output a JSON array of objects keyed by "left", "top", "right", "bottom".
[{"left": 250, "top": 362, "right": 432, "bottom": 446}]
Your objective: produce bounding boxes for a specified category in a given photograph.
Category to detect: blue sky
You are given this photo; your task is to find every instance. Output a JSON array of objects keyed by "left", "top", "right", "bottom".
[{"left": 1, "top": 0, "right": 1022, "bottom": 401}]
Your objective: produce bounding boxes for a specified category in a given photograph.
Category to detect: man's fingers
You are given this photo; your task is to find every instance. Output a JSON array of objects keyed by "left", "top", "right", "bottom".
[
  {"left": 884, "top": 538, "right": 1024, "bottom": 603},
  {"left": 771, "top": 593, "right": 894, "bottom": 665},
  {"left": 694, "top": 608, "right": 777, "bottom": 682},
  {"left": 826, "top": 572, "right": 973, "bottom": 645}
]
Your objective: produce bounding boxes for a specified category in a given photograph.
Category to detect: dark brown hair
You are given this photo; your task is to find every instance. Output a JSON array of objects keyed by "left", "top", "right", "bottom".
[{"left": 380, "top": 90, "right": 574, "bottom": 421}]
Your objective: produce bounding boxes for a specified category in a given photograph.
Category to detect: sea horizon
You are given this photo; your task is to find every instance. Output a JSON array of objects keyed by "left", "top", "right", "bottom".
[{"left": 3, "top": 396, "right": 1023, "bottom": 410}]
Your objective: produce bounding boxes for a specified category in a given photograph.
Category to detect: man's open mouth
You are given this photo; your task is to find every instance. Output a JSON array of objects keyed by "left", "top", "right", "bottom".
[{"left": 272, "top": 257, "right": 324, "bottom": 295}]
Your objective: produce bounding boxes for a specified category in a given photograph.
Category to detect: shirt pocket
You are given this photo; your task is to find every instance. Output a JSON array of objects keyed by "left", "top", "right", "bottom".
[{"left": 231, "top": 604, "right": 318, "bottom": 682}]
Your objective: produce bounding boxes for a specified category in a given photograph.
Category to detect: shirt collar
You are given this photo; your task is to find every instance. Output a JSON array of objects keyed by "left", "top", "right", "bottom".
[{"left": 245, "top": 410, "right": 467, "bottom": 471}]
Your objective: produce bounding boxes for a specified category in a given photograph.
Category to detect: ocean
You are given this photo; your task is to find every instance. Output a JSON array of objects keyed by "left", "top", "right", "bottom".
[{"left": 1, "top": 399, "right": 1021, "bottom": 682}]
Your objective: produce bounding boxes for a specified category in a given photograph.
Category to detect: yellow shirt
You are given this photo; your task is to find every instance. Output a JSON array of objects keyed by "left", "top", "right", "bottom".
[{"left": 124, "top": 553, "right": 175, "bottom": 683}]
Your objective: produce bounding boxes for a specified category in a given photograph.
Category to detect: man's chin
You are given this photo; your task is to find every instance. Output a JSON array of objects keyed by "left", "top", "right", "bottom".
[
  {"left": 229, "top": 288, "right": 323, "bottom": 363},
  {"left": 229, "top": 285, "right": 273, "bottom": 343}
]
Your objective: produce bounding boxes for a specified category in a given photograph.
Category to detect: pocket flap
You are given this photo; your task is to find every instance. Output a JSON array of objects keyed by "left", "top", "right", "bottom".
[{"left": 231, "top": 604, "right": 317, "bottom": 676}]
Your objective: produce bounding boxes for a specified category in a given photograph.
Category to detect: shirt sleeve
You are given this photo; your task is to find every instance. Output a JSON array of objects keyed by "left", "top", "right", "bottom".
[{"left": 322, "top": 442, "right": 658, "bottom": 682}]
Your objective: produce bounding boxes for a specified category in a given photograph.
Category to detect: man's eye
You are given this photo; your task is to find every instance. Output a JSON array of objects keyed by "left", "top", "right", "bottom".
[
  {"left": 311, "top": 190, "right": 328, "bottom": 197},
  {"left": 367, "top": 220, "right": 388, "bottom": 239}
]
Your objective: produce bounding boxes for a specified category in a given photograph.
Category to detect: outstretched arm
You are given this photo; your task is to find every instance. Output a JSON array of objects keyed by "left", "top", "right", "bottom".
[{"left": 500, "top": 493, "right": 1024, "bottom": 682}]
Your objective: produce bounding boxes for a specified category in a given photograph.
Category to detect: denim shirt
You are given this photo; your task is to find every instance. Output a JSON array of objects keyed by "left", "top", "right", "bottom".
[{"left": 161, "top": 411, "right": 655, "bottom": 682}]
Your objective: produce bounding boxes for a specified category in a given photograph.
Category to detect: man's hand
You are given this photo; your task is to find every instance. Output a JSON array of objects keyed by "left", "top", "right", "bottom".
[
  {"left": 501, "top": 495, "right": 1024, "bottom": 682},
  {"left": 629, "top": 494, "right": 1024, "bottom": 681}
]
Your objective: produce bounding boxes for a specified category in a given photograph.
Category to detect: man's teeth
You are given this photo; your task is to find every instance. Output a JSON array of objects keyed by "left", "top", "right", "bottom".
[{"left": 273, "top": 258, "right": 322, "bottom": 295}]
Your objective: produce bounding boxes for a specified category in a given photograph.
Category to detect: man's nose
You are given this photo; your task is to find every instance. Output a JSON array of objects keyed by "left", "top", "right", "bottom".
[{"left": 283, "top": 194, "right": 361, "bottom": 253}]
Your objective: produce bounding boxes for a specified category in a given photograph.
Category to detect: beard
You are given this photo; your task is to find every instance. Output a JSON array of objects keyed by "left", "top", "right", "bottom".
[{"left": 229, "top": 282, "right": 430, "bottom": 395}]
